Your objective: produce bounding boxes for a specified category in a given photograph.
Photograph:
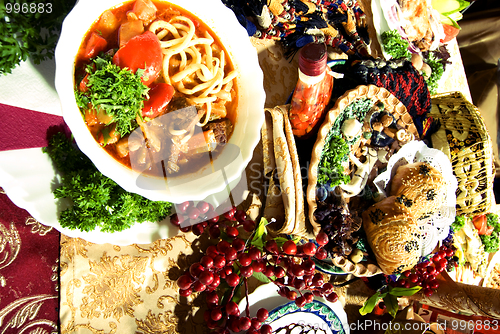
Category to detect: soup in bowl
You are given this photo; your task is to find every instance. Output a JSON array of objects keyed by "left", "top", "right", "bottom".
[{"left": 55, "top": 0, "right": 265, "bottom": 203}]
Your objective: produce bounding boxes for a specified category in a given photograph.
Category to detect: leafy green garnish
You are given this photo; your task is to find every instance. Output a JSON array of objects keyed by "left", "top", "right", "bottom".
[
  {"left": 381, "top": 29, "right": 411, "bottom": 60},
  {"left": 250, "top": 217, "right": 269, "bottom": 248},
  {"left": 317, "top": 135, "right": 350, "bottom": 186},
  {"left": 360, "top": 285, "right": 421, "bottom": 318},
  {"left": 425, "top": 52, "right": 445, "bottom": 95},
  {"left": 480, "top": 213, "right": 500, "bottom": 253},
  {"left": 0, "top": 0, "right": 77, "bottom": 74},
  {"left": 43, "top": 132, "right": 172, "bottom": 232},
  {"left": 76, "top": 56, "right": 149, "bottom": 137},
  {"left": 451, "top": 215, "right": 465, "bottom": 233}
]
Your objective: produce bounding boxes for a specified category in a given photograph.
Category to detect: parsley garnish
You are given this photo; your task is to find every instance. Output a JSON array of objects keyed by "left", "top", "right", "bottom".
[
  {"left": 317, "top": 135, "right": 350, "bottom": 186},
  {"left": 0, "top": 0, "right": 77, "bottom": 74},
  {"left": 76, "top": 56, "right": 150, "bottom": 137},
  {"left": 381, "top": 30, "right": 411, "bottom": 60},
  {"left": 424, "top": 52, "right": 444, "bottom": 95},
  {"left": 451, "top": 215, "right": 465, "bottom": 232},
  {"left": 43, "top": 132, "right": 172, "bottom": 232}
]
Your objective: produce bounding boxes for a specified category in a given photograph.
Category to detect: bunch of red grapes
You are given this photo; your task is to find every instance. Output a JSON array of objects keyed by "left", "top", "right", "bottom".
[
  {"left": 171, "top": 201, "right": 338, "bottom": 334},
  {"left": 396, "top": 245, "right": 455, "bottom": 297}
]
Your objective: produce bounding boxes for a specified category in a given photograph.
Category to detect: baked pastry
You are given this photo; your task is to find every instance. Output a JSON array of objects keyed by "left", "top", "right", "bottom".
[
  {"left": 390, "top": 162, "right": 445, "bottom": 221},
  {"left": 363, "top": 196, "right": 421, "bottom": 275}
]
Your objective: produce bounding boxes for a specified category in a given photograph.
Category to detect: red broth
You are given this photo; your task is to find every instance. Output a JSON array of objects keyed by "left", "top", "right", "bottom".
[{"left": 74, "top": 0, "right": 238, "bottom": 178}]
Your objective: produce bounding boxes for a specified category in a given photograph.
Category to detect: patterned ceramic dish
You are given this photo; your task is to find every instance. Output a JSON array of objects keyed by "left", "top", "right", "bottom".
[
  {"left": 266, "top": 300, "right": 346, "bottom": 334},
  {"left": 239, "top": 283, "right": 350, "bottom": 333},
  {"left": 0, "top": 146, "right": 242, "bottom": 245},
  {"left": 55, "top": 0, "right": 265, "bottom": 203}
]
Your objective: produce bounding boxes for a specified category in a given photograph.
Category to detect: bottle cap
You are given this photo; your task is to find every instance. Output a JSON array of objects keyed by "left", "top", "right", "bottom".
[{"left": 298, "top": 42, "right": 327, "bottom": 77}]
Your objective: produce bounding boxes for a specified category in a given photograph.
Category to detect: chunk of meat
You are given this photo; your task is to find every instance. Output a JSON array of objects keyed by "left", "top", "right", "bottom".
[
  {"left": 131, "top": 0, "right": 157, "bottom": 26},
  {"left": 97, "top": 10, "right": 119, "bottom": 37},
  {"left": 203, "top": 119, "right": 233, "bottom": 145}
]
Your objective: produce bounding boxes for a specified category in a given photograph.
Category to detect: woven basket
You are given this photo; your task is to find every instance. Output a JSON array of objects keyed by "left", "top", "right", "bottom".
[{"left": 430, "top": 92, "right": 495, "bottom": 217}]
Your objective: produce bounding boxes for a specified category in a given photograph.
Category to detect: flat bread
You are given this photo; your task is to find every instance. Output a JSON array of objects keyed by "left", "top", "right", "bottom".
[{"left": 262, "top": 106, "right": 308, "bottom": 237}]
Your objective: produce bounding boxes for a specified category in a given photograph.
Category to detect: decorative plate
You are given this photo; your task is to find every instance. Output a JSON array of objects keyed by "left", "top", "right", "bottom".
[
  {"left": 55, "top": 0, "right": 265, "bottom": 203},
  {"left": 266, "top": 300, "right": 346, "bottom": 334},
  {"left": 306, "top": 84, "right": 417, "bottom": 277},
  {"left": 239, "top": 283, "right": 349, "bottom": 334},
  {"left": 0, "top": 146, "right": 244, "bottom": 245}
]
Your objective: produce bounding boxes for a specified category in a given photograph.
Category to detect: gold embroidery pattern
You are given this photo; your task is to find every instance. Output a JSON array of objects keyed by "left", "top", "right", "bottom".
[
  {"left": 0, "top": 295, "right": 58, "bottom": 334},
  {"left": 25, "top": 217, "right": 53, "bottom": 236},
  {"left": 0, "top": 221, "right": 21, "bottom": 289},
  {"left": 80, "top": 254, "right": 148, "bottom": 321},
  {"left": 60, "top": 235, "right": 90, "bottom": 262},
  {"left": 60, "top": 231, "right": 215, "bottom": 333},
  {"left": 135, "top": 310, "right": 178, "bottom": 333}
]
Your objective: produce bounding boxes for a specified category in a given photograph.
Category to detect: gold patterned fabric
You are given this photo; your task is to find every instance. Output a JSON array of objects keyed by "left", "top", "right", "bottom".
[
  {"left": 0, "top": 189, "right": 60, "bottom": 334},
  {"left": 59, "top": 233, "right": 214, "bottom": 333}
]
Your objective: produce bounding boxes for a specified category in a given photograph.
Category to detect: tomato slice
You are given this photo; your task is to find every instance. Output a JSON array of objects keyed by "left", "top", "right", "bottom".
[
  {"left": 142, "top": 83, "right": 174, "bottom": 119},
  {"left": 112, "top": 31, "right": 162, "bottom": 86},
  {"left": 84, "top": 32, "right": 108, "bottom": 60},
  {"left": 473, "top": 215, "right": 492, "bottom": 235},
  {"left": 79, "top": 73, "right": 90, "bottom": 92}
]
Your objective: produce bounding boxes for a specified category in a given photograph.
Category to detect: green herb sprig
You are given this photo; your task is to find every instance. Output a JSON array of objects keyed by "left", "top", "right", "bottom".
[
  {"left": 76, "top": 56, "right": 149, "bottom": 137},
  {"left": 43, "top": 132, "right": 172, "bottom": 232},
  {"left": 317, "top": 135, "right": 350, "bottom": 186},
  {"left": 381, "top": 29, "right": 411, "bottom": 60},
  {"left": 451, "top": 215, "right": 465, "bottom": 233},
  {"left": 0, "top": 0, "right": 77, "bottom": 74}
]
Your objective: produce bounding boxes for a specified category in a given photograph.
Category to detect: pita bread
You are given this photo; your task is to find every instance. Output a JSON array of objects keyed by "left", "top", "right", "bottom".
[{"left": 262, "top": 106, "right": 309, "bottom": 237}]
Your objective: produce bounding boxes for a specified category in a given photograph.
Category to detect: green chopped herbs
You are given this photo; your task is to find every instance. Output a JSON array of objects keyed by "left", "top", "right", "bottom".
[
  {"left": 480, "top": 213, "right": 500, "bottom": 253},
  {"left": 381, "top": 29, "right": 411, "bottom": 60},
  {"left": 0, "top": 0, "right": 77, "bottom": 74},
  {"left": 75, "top": 56, "right": 149, "bottom": 137},
  {"left": 317, "top": 135, "right": 350, "bottom": 186},
  {"left": 424, "top": 52, "right": 445, "bottom": 95},
  {"left": 451, "top": 215, "right": 465, "bottom": 233},
  {"left": 43, "top": 132, "right": 172, "bottom": 232},
  {"left": 317, "top": 98, "right": 375, "bottom": 186}
]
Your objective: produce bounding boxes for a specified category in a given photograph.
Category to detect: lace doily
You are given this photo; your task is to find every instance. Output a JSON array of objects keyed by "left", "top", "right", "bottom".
[{"left": 373, "top": 141, "right": 458, "bottom": 256}]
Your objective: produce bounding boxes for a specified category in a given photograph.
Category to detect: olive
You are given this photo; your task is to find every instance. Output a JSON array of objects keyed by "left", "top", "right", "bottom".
[{"left": 316, "top": 186, "right": 328, "bottom": 202}]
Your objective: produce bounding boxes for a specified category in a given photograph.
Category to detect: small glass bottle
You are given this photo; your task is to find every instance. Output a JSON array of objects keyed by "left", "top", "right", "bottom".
[{"left": 289, "top": 42, "right": 333, "bottom": 138}]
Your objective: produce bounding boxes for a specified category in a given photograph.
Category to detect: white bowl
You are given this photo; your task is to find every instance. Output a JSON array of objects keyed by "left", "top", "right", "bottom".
[{"left": 55, "top": 0, "right": 265, "bottom": 203}]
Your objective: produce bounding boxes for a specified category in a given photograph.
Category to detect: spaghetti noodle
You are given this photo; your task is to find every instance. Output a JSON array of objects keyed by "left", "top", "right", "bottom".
[{"left": 150, "top": 15, "right": 237, "bottom": 127}]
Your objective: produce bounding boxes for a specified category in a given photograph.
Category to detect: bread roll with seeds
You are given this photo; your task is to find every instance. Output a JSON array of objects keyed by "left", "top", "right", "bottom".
[
  {"left": 390, "top": 162, "right": 445, "bottom": 221},
  {"left": 363, "top": 196, "right": 421, "bottom": 275}
]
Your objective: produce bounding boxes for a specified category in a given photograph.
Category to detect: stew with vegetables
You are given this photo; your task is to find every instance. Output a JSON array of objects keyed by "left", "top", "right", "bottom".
[{"left": 74, "top": 0, "right": 237, "bottom": 178}]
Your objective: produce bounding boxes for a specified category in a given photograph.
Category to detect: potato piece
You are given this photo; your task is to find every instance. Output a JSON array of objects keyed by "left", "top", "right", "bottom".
[
  {"left": 118, "top": 20, "right": 144, "bottom": 48},
  {"left": 98, "top": 10, "right": 119, "bottom": 37}
]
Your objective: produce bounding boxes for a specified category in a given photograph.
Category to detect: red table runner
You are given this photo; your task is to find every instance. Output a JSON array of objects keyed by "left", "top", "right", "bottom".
[{"left": 0, "top": 188, "right": 60, "bottom": 333}]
